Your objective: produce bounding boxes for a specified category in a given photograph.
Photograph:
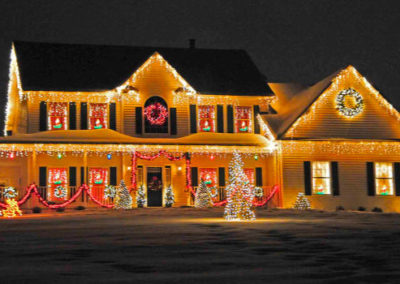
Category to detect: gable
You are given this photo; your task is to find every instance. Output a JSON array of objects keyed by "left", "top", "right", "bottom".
[
  {"left": 283, "top": 66, "right": 400, "bottom": 140},
  {"left": 118, "top": 52, "right": 195, "bottom": 99}
]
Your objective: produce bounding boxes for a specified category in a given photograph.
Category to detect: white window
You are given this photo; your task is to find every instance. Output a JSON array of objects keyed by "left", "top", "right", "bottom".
[
  {"left": 375, "top": 162, "right": 394, "bottom": 195},
  {"left": 312, "top": 161, "right": 331, "bottom": 195}
]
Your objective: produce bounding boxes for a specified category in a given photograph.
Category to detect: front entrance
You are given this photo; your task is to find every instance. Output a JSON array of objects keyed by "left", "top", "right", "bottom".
[{"left": 147, "top": 167, "right": 163, "bottom": 207}]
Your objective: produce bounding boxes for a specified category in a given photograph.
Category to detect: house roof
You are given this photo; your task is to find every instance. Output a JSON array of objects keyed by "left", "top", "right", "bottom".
[
  {"left": 0, "top": 129, "right": 270, "bottom": 146},
  {"left": 264, "top": 69, "right": 341, "bottom": 138},
  {"left": 13, "top": 41, "right": 273, "bottom": 96}
]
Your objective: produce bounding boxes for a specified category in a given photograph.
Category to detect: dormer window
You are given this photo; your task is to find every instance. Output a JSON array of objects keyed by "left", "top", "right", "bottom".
[
  {"left": 235, "top": 106, "right": 252, "bottom": 133},
  {"left": 198, "top": 105, "right": 215, "bottom": 132},
  {"left": 48, "top": 102, "right": 68, "bottom": 130},
  {"left": 89, "top": 103, "right": 108, "bottom": 130}
]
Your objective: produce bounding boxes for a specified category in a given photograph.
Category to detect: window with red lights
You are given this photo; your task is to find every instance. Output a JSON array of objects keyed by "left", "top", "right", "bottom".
[
  {"left": 89, "top": 168, "right": 109, "bottom": 200},
  {"left": 235, "top": 106, "right": 252, "bottom": 133},
  {"left": 89, "top": 103, "right": 108, "bottom": 130},
  {"left": 48, "top": 168, "right": 68, "bottom": 201},
  {"left": 48, "top": 102, "right": 68, "bottom": 130},
  {"left": 198, "top": 105, "right": 216, "bottom": 132},
  {"left": 244, "top": 168, "right": 255, "bottom": 184},
  {"left": 199, "top": 168, "right": 217, "bottom": 187}
]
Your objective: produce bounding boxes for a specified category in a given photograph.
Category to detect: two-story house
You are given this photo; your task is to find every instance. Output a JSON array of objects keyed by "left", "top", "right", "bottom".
[{"left": 2, "top": 40, "right": 400, "bottom": 212}]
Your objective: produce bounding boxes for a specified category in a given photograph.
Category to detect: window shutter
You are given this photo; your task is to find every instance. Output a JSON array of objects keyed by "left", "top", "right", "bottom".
[
  {"left": 217, "top": 105, "right": 224, "bottom": 133},
  {"left": 331, "top": 162, "right": 339, "bottom": 196},
  {"left": 253, "top": 105, "right": 260, "bottom": 134},
  {"left": 304, "top": 161, "right": 312, "bottom": 195},
  {"left": 69, "top": 102, "right": 76, "bottom": 130},
  {"left": 395, "top": 163, "right": 400, "bottom": 196},
  {"left": 190, "top": 104, "right": 197, "bottom": 133},
  {"left": 69, "top": 167, "right": 77, "bottom": 186},
  {"left": 80, "top": 167, "right": 85, "bottom": 185},
  {"left": 39, "top": 101, "right": 47, "bottom": 131},
  {"left": 170, "top": 107, "right": 177, "bottom": 135},
  {"left": 135, "top": 107, "right": 143, "bottom": 134},
  {"left": 218, "top": 167, "right": 226, "bottom": 186},
  {"left": 256, "top": 167, "right": 263, "bottom": 187},
  {"left": 191, "top": 167, "right": 198, "bottom": 187},
  {"left": 109, "top": 103, "right": 116, "bottom": 130},
  {"left": 367, "top": 162, "right": 375, "bottom": 196},
  {"left": 39, "top": 167, "right": 47, "bottom": 186},
  {"left": 227, "top": 105, "right": 234, "bottom": 133},
  {"left": 80, "top": 102, "right": 87, "bottom": 130},
  {"left": 110, "top": 167, "right": 117, "bottom": 186}
]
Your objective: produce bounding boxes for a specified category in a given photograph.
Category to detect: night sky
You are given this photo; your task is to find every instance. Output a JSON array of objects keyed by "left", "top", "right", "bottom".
[{"left": 0, "top": 0, "right": 399, "bottom": 132}]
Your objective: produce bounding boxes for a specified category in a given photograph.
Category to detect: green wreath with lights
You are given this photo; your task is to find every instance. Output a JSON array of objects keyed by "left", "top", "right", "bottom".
[{"left": 336, "top": 88, "right": 364, "bottom": 117}]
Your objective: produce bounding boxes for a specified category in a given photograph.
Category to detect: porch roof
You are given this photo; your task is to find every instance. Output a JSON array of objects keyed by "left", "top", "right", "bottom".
[{"left": 0, "top": 129, "right": 270, "bottom": 147}]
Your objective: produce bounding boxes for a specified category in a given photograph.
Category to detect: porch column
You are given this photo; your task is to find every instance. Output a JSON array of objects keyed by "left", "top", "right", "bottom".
[
  {"left": 83, "top": 151, "right": 87, "bottom": 205},
  {"left": 130, "top": 151, "right": 137, "bottom": 190}
]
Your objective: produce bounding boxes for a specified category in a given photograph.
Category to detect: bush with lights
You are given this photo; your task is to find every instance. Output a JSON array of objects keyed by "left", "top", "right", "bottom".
[
  {"left": 136, "top": 185, "right": 146, "bottom": 208},
  {"left": 164, "top": 186, "right": 175, "bottom": 207},
  {"left": 293, "top": 192, "right": 311, "bottom": 210},
  {"left": 224, "top": 151, "right": 256, "bottom": 221},
  {"left": 114, "top": 180, "right": 132, "bottom": 209},
  {"left": 195, "top": 179, "right": 214, "bottom": 208}
]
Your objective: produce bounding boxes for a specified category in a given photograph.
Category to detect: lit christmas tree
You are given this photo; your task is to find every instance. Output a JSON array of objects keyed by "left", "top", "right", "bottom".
[
  {"left": 136, "top": 185, "right": 146, "bottom": 208},
  {"left": 114, "top": 180, "right": 132, "bottom": 209},
  {"left": 195, "top": 179, "right": 214, "bottom": 208},
  {"left": 224, "top": 151, "right": 256, "bottom": 221},
  {"left": 164, "top": 186, "right": 175, "bottom": 207},
  {"left": 293, "top": 192, "right": 311, "bottom": 210},
  {"left": 1, "top": 199, "right": 22, "bottom": 218}
]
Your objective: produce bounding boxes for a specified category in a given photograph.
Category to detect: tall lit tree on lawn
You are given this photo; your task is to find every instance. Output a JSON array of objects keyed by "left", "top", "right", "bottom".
[
  {"left": 114, "top": 180, "right": 132, "bottom": 209},
  {"left": 224, "top": 151, "right": 256, "bottom": 221}
]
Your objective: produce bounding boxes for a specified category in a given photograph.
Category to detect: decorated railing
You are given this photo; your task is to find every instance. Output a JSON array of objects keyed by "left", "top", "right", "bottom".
[
  {"left": 190, "top": 184, "right": 281, "bottom": 207},
  {"left": 0, "top": 184, "right": 114, "bottom": 209}
]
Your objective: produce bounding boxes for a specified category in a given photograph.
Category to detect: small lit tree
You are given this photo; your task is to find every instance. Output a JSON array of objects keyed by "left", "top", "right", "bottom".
[
  {"left": 195, "top": 179, "right": 214, "bottom": 208},
  {"left": 136, "top": 185, "right": 146, "bottom": 208},
  {"left": 114, "top": 180, "right": 132, "bottom": 209},
  {"left": 224, "top": 151, "right": 256, "bottom": 221},
  {"left": 164, "top": 186, "right": 175, "bottom": 207},
  {"left": 1, "top": 199, "right": 22, "bottom": 218},
  {"left": 293, "top": 192, "right": 311, "bottom": 210}
]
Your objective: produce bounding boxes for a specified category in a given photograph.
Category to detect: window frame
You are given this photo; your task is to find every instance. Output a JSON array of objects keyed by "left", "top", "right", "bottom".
[
  {"left": 88, "top": 103, "right": 108, "bottom": 130},
  {"left": 198, "top": 105, "right": 216, "bottom": 133},
  {"left": 374, "top": 162, "right": 394, "bottom": 196},
  {"left": 47, "top": 102, "right": 69, "bottom": 131},
  {"left": 234, "top": 106, "right": 253, "bottom": 133},
  {"left": 311, "top": 161, "right": 331, "bottom": 195}
]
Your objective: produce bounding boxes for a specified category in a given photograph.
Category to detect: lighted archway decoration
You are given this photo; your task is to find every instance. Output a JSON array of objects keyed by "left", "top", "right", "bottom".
[
  {"left": 144, "top": 102, "right": 168, "bottom": 125},
  {"left": 336, "top": 88, "right": 364, "bottom": 117}
]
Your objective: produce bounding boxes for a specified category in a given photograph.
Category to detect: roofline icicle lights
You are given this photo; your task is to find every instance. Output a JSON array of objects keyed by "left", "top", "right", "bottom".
[{"left": 285, "top": 66, "right": 400, "bottom": 137}]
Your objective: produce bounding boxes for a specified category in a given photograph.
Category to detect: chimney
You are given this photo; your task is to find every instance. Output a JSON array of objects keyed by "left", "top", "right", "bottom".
[{"left": 189, "top": 38, "right": 196, "bottom": 49}]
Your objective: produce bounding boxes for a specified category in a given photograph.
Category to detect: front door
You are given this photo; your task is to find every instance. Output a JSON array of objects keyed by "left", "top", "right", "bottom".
[{"left": 147, "top": 167, "right": 163, "bottom": 207}]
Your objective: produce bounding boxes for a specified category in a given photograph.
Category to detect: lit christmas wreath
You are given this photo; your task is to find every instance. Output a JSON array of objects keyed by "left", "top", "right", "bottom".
[
  {"left": 104, "top": 185, "right": 116, "bottom": 199},
  {"left": 336, "top": 88, "right": 364, "bottom": 117},
  {"left": 254, "top": 187, "right": 263, "bottom": 198},
  {"left": 3, "top": 186, "right": 17, "bottom": 199},
  {"left": 54, "top": 186, "right": 67, "bottom": 199},
  {"left": 144, "top": 103, "right": 168, "bottom": 125}
]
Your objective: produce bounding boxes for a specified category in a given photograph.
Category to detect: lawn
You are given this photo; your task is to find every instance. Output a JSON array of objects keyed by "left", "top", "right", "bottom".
[{"left": 1, "top": 207, "right": 400, "bottom": 283}]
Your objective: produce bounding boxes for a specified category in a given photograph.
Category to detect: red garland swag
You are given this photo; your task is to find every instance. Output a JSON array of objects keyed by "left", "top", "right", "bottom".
[{"left": 144, "top": 103, "right": 168, "bottom": 125}]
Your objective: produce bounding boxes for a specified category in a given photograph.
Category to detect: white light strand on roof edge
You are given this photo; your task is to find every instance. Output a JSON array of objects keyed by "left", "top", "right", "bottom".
[
  {"left": 286, "top": 66, "right": 400, "bottom": 137},
  {"left": 282, "top": 140, "right": 400, "bottom": 156},
  {"left": 4, "top": 45, "right": 24, "bottom": 135},
  {"left": 0, "top": 143, "right": 275, "bottom": 156}
]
